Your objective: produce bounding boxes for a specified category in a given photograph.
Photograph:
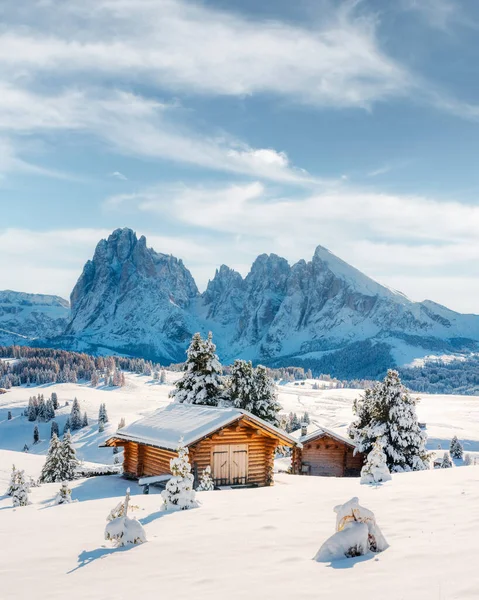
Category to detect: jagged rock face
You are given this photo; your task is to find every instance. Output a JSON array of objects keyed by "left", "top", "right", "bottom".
[
  {"left": 0, "top": 291, "right": 69, "bottom": 345},
  {"left": 52, "top": 228, "right": 479, "bottom": 369},
  {"left": 66, "top": 228, "right": 198, "bottom": 361}
]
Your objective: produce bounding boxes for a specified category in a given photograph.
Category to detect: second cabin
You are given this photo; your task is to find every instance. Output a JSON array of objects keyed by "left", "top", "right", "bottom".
[
  {"left": 103, "top": 403, "right": 299, "bottom": 488},
  {"left": 292, "top": 423, "right": 365, "bottom": 477}
]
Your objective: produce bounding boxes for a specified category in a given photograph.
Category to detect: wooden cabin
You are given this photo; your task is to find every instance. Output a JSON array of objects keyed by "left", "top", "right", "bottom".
[
  {"left": 103, "top": 403, "right": 300, "bottom": 488},
  {"left": 292, "top": 424, "right": 365, "bottom": 477}
]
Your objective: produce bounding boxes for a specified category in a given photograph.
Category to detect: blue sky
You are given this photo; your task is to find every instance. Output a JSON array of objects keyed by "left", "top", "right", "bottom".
[{"left": 2, "top": 0, "right": 479, "bottom": 313}]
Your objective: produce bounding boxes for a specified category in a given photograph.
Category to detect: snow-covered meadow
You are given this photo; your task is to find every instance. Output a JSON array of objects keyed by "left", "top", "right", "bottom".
[{"left": 2, "top": 372, "right": 479, "bottom": 599}]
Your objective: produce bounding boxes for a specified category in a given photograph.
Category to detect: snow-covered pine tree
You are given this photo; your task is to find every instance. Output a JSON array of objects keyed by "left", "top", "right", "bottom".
[
  {"left": 302, "top": 411, "right": 311, "bottom": 425},
  {"left": 248, "top": 365, "right": 281, "bottom": 426},
  {"left": 464, "top": 453, "right": 472, "bottom": 466},
  {"left": 82, "top": 412, "right": 88, "bottom": 427},
  {"left": 360, "top": 442, "right": 392, "bottom": 485},
  {"left": 6, "top": 465, "right": 18, "bottom": 495},
  {"left": 39, "top": 433, "right": 64, "bottom": 483},
  {"left": 60, "top": 432, "right": 79, "bottom": 480},
  {"left": 55, "top": 482, "right": 73, "bottom": 504},
  {"left": 27, "top": 398, "right": 36, "bottom": 422},
  {"left": 98, "top": 403, "right": 109, "bottom": 424},
  {"left": 11, "top": 469, "right": 31, "bottom": 507},
  {"left": 70, "top": 398, "right": 82, "bottom": 430},
  {"left": 153, "top": 370, "right": 159, "bottom": 381},
  {"left": 99, "top": 420, "right": 105, "bottom": 433},
  {"left": 441, "top": 451, "right": 453, "bottom": 468},
  {"left": 51, "top": 421, "right": 59, "bottom": 438},
  {"left": 37, "top": 397, "right": 47, "bottom": 422},
  {"left": 51, "top": 392, "right": 59, "bottom": 410},
  {"left": 45, "top": 399, "right": 55, "bottom": 421},
  {"left": 348, "top": 370, "right": 430, "bottom": 472},
  {"left": 160, "top": 370, "right": 166, "bottom": 384},
  {"left": 450, "top": 435, "right": 464, "bottom": 460},
  {"left": 229, "top": 359, "right": 256, "bottom": 409},
  {"left": 23, "top": 444, "right": 29, "bottom": 452},
  {"left": 170, "top": 332, "right": 225, "bottom": 406},
  {"left": 33, "top": 425, "right": 40, "bottom": 444},
  {"left": 161, "top": 439, "right": 198, "bottom": 510},
  {"left": 63, "top": 417, "right": 71, "bottom": 435},
  {"left": 197, "top": 465, "right": 214, "bottom": 491},
  {"left": 118, "top": 417, "right": 126, "bottom": 430}
]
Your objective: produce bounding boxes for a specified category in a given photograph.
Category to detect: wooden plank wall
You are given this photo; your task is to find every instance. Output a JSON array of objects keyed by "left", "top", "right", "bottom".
[
  {"left": 191, "top": 422, "right": 277, "bottom": 486},
  {"left": 298, "top": 434, "right": 364, "bottom": 477}
]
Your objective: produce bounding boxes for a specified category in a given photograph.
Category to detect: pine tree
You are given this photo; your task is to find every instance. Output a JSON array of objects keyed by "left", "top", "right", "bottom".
[
  {"left": 249, "top": 365, "right": 281, "bottom": 425},
  {"left": 55, "top": 482, "right": 73, "bottom": 504},
  {"left": 464, "top": 453, "right": 472, "bottom": 466},
  {"left": 60, "top": 432, "right": 79, "bottom": 480},
  {"left": 27, "top": 398, "right": 37, "bottom": 422},
  {"left": 348, "top": 370, "right": 430, "bottom": 472},
  {"left": 170, "top": 332, "right": 225, "bottom": 406},
  {"left": 153, "top": 370, "right": 159, "bottom": 381},
  {"left": 450, "top": 435, "right": 464, "bottom": 460},
  {"left": 7, "top": 410, "right": 12, "bottom": 420},
  {"left": 23, "top": 444, "right": 29, "bottom": 452},
  {"left": 51, "top": 392, "right": 59, "bottom": 410},
  {"left": 441, "top": 451, "right": 453, "bottom": 468},
  {"left": 37, "top": 396, "right": 47, "bottom": 422},
  {"left": 51, "top": 420, "right": 59, "bottom": 438},
  {"left": 102, "top": 403, "right": 109, "bottom": 423},
  {"left": 45, "top": 399, "right": 55, "bottom": 421},
  {"left": 70, "top": 398, "right": 82, "bottom": 430},
  {"left": 33, "top": 425, "right": 40, "bottom": 444},
  {"left": 302, "top": 411, "right": 311, "bottom": 425},
  {"left": 197, "top": 466, "right": 214, "bottom": 491},
  {"left": 99, "top": 420, "right": 105, "bottom": 433},
  {"left": 161, "top": 439, "right": 197, "bottom": 510},
  {"left": 82, "top": 412, "right": 88, "bottom": 428},
  {"left": 160, "top": 370, "right": 166, "bottom": 384},
  {"left": 6, "top": 464, "right": 19, "bottom": 495},
  {"left": 63, "top": 417, "right": 71, "bottom": 436},
  {"left": 11, "top": 469, "right": 30, "bottom": 507},
  {"left": 360, "top": 442, "right": 392, "bottom": 484},
  {"left": 39, "top": 433, "right": 64, "bottom": 483}
]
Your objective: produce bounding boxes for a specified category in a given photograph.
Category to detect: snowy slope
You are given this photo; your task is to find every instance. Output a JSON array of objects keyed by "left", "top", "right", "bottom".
[
  {"left": 1, "top": 450, "right": 479, "bottom": 600},
  {"left": 0, "top": 290, "right": 69, "bottom": 345},
  {"left": 1, "top": 372, "right": 479, "bottom": 466}
]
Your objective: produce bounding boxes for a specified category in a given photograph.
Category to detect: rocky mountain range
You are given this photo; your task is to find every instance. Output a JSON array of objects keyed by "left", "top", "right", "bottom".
[{"left": 3, "top": 227, "right": 479, "bottom": 378}]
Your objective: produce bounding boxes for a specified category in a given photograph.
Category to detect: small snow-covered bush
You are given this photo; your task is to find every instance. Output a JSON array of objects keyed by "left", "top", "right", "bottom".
[
  {"left": 161, "top": 439, "right": 198, "bottom": 510},
  {"left": 55, "top": 482, "right": 73, "bottom": 504},
  {"left": 450, "top": 436, "right": 463, "bottom": 460},
  {"left": 314, "top": 497, "right": 388, "bottom": 562},
  {"left": 441, "top": 452, "right": 453, "bottom": 468},
  {"left": 107, "top": 499, "right": 127, "bottom": 522},
  {"left": 197, "top": 466, "right": 214, "bottom": 491},
  {"left": 11, "top": 469, "right": 31, "bottom": 507},
  {"left": 105, "top": 489, "right": 146, "bottom": 547},
  {"left": 360, "top": 442, "right": 391, "bottom": 485}
]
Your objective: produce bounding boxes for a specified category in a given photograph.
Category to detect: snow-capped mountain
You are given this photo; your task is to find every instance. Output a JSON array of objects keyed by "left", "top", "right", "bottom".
[
  {"left": 0, "top": 291, "right": 69, "bottom": 346},
  {"left": 46, "top": 227, "right": 479, "bottom": 376},
  {"left": 63, "top": 227, "right": 199, "bottom": 360}
]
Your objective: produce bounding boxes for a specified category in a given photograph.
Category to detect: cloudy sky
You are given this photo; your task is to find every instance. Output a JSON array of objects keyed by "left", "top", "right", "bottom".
[{"left": 2, "top": 0, "right": 479, "bottom": 313}]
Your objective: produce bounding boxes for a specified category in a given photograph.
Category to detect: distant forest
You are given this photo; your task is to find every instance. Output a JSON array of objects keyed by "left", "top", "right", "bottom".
[{"left": 2, "top": 344, "right": 479, "bottom": 395}]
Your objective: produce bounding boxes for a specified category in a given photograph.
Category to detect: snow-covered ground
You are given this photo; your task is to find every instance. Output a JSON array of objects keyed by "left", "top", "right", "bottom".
[
  {"left": 1, "top": 372, "right": 479, "bottom": 465},
  {"left": 1, "top": 448, "right": 478, "bottom": 600},
  {"left": 2, "top": 373, "right": 479, "bottom": 598}
]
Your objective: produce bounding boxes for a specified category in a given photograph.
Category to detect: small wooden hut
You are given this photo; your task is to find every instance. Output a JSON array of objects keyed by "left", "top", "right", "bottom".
[
  {"left": 292, "top": 424, "right": 364, "bottom": 477},
  {"left": 103, "top": 403, "right": 299, "bottom": 487}
]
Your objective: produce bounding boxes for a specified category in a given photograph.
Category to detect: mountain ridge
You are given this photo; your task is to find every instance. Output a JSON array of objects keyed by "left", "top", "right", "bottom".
[{"left": 3, "top": 227, "right": 479, "bottom": 378}]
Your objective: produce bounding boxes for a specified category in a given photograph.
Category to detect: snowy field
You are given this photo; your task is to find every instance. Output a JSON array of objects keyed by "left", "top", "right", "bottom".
[
  {"left": 1, "top": 449, "right": 479, "bottom": 600},
  {"left": 1, "top": 372, "right": 479, "bottom": 465},
  {"left": 2, "top": 373, "right": 479, "bottom": 598}
]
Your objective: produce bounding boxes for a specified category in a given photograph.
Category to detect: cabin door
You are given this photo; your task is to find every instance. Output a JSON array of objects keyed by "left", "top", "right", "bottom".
[
  {"left": 212, "top": 444, "right": 248, "bottom": 486},
  {"left": 230, "top": 444, "right": 248, "bottom": 485}
]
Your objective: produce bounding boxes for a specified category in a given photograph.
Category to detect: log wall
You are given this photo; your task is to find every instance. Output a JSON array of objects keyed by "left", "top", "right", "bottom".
[{"left": 295, "top": 434, "right": 364, "bottom": 477}]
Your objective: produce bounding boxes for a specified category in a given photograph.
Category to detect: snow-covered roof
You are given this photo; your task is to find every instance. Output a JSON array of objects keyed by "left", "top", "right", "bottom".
[
  {"left": 299, "top": 423, "right": 357, "bottom": 449},
  {"left": 106, "top": 403, "right": 300, "bottom": 451}
]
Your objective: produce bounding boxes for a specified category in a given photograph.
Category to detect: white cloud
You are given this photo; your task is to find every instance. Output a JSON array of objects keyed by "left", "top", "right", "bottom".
[
  {"left": 0, "top": 0, "right": 410, "bottom": 109},
  {"left": 111, "top": 171, "right": 128, "bottom": 181}
]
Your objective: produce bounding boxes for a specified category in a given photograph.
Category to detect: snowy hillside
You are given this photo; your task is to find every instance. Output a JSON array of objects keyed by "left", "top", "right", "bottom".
[
  {"left": 0, "top": 290, "right": 69, "bottom": 346},
  {"left": 45, "top": 228, "right": 479, "bottom": 378},
  {"left": 1, "top": 371, "right": 479, "bottom": 465},
  {"left": 1, "top": 448, "right": 478, "bottom": 600}
]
